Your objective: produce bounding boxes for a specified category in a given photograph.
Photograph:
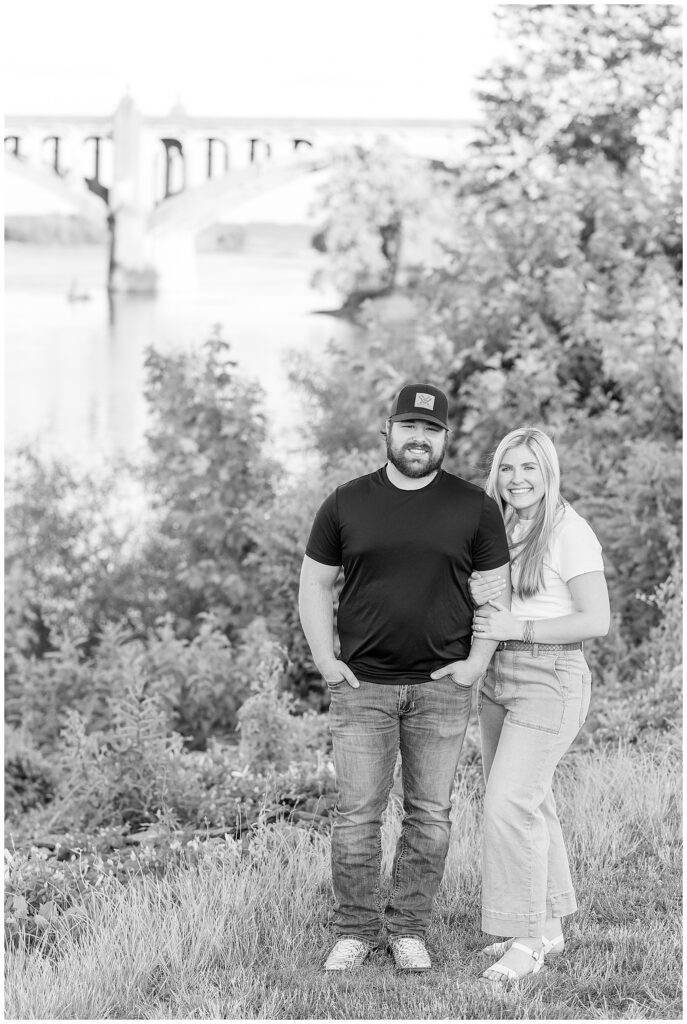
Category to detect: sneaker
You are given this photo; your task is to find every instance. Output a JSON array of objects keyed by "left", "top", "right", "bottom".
[
  {"left": 388, "top": 935, "right": 432, "bottom": 971},
  {"left": 324, "top": 937, "right": 371, "bottom": 971}
]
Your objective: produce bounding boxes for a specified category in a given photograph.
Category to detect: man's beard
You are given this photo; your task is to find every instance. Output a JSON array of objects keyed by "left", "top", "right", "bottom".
[{"left": 386, "top": 434, "right": 447, "bottom": 479}]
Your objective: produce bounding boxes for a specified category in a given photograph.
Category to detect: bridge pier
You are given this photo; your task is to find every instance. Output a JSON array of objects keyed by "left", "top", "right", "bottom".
[
  {"left": 109, "top": 209, "right": 159, "bottom": 293},
  {"left": 108, "top": 96, "right": 158, "bottom": 293}
]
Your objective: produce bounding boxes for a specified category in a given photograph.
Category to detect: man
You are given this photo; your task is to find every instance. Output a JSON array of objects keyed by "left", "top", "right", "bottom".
[{"left": 298, "top": 382, "right": 510, "bottom": 972}]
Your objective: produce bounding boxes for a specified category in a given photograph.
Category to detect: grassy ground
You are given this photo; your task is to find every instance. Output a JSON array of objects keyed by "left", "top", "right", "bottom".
[{"left": 5, "top": 742, "right": 682, "bottom": 1020}]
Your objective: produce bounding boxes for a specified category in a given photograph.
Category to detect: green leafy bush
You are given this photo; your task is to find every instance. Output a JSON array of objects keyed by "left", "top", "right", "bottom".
[
  {"left": 4, "top": 821, "right": 223, "bottom": 954},
  {"left": 6, "top": 615, "right": 278, "bottom": 756},
  {"left": 142, "top": 330, "right": 278, "bottom": 635},
  {"left": 236, "top": 622, "right": 330, "bottom": 772},
  {"left": 5, "top": 624, "right": 142, "bottom": 750},
  {"left": 4, "top": 728, "right": 57, "bottom": 817},
  {"left": 4, "top": 332, "right": 285, "bottom": 676},
  {"left": 52, "top": 676, "right": 201, "bottom": 831},
  {"left": 310, "top": 138, "right": 442, "bottom": 303},
  {"left": 580, "top": 562, "right": 682, "bottom": 746},
  {"left": 5, "top": 840, "right": 122, "bottom": 952},
  {"left": 140, "top": 614, "right": 254, "bottom": 749},
  {"left": 3, "top": 446, "right": 200, "bottom": 687},
  {"left": 4, "top": 450, "right": 146, "bottom": 658},
  {"left": 5, "top": 619, "right": 338, "bottom": 837}
]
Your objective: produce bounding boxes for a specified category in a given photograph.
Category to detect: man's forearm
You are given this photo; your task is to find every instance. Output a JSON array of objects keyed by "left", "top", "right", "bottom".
[
  {"left": 466, "top": 636, "right": 500, "bottom": 673},
  {"left": 298, "top": 582, "right": 337, "bottom": 667},
  {"left": 467, "top": 563, "right": 510, "bottom": 672}
]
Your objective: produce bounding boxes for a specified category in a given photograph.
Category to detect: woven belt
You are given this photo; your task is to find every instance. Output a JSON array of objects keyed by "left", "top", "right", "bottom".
[{"left": 497, "top": 640, "right": 583, "bottom": 653}]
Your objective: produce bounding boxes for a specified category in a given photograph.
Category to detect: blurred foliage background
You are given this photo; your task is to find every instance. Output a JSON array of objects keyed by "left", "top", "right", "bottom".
[{"left": 5, "top": 6, "right": 681, "bottom": 849}]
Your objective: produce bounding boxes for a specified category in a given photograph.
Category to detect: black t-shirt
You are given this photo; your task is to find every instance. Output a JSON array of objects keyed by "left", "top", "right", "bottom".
[{"left": 305, "top": 465, "right": 510, "bottom": 682}]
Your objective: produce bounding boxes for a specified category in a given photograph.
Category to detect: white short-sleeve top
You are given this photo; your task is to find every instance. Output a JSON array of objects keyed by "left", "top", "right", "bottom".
[{"left": 510, "top": 504, "right": 604, "bottom": 621}]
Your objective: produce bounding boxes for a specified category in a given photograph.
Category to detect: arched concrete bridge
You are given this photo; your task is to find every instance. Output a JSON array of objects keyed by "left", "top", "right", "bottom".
[{"left": 5, "top": 97, "right": 475, "bottom": 291}]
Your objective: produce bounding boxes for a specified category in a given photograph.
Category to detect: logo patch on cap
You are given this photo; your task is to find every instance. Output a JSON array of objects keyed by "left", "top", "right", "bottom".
[{"left": 414, "top": 392, "right": 435, "bottom": 410}]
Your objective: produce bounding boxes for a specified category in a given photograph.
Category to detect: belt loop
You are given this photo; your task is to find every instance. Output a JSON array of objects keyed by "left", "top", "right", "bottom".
[{"left": 532, "top": 643, "right": 539, "bottom": 658}]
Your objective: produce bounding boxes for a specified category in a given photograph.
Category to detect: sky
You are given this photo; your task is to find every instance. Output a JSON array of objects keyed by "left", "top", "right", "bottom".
[{"left": 4, "top": 0, "right": 512, "bottom": 120}]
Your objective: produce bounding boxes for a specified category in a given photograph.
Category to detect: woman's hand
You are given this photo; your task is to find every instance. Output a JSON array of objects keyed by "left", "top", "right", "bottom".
[
  {"left": 469, "top": 571, "right": 507, "bottom": 607},
  {"left": 473, "top": 600, "right": 522, "bottom": 642}
]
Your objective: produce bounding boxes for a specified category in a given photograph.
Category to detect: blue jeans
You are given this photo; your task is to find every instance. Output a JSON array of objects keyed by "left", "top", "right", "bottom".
[
  {"left": 478, "top": 648, "right": 592, "bottom": 937},
  {"left": 327, "top": 677, "right": 473, "bottom": 944}
]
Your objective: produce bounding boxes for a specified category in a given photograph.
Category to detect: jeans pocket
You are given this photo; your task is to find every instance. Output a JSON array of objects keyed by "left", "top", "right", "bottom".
[
  {"left": 325, "top": 677, "right": 348, "bottom": 704},
  {"left": 509, "top": 654, "right": 566, "bottom": 735},
  {"left": 579, "top": 669, "right": 592, "bottom": 729},
  {"left": 451, "top": 675, "right": 476, "bottom": 691}
]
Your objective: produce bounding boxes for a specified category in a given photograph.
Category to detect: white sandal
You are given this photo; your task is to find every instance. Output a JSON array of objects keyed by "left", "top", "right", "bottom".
[
  {"left": 481, "top": 932, "right": 565, "bottom": 958},
  {"left": 480, "top": 941, "right": 546, "bottom": 984}
]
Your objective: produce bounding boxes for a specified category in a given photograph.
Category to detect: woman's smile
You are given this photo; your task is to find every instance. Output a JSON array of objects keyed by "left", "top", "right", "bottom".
[{"left": 498, "top": 445, "right": 546, "bottom": 518}]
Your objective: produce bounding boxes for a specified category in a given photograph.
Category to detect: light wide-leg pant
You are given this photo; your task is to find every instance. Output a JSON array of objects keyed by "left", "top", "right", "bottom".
[{"left": 478, "top": 647, "right": 591, "bottom": 938}]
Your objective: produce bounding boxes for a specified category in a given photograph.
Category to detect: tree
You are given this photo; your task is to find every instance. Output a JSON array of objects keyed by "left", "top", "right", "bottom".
[
  {"left": 475, "top": 5, "right": 681, "bottom": 188},
  {"left": 286, "top": 314, "right": 453, "bottom": 460},
  {"left": 142, "top": 328, "right": 278, "bottom": 634},
  {"left": 311, "top": 139, "right": 448, "bottom": 309},
  {"left": 4, "top": 449, "right": 152, "bottom": 657}
]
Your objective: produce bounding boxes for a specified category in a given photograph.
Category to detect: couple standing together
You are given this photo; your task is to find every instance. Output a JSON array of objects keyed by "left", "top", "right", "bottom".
[{"left": 298, "top": 382, "right": 610, "bottom": 985}]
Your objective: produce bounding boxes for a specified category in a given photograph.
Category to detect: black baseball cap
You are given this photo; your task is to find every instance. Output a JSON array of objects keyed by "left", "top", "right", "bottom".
[{"left": 388, "top": 383, "right": 449, "bottom": 430}]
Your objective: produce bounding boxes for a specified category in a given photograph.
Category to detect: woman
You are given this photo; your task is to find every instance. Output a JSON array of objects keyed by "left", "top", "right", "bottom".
[{"left": 469, "top": 427, "right": 609, "bottom": 985}]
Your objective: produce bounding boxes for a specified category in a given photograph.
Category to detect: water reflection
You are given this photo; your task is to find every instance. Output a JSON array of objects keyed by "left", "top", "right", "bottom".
[
  {"left": 4, "top": 242, "right": 354, "bottom": 471},
  {"left": 105, "top": 293, "right": 155, "bottom": 461}
]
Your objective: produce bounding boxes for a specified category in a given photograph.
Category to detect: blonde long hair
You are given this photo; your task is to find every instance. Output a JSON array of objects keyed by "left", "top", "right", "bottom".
[{"left": 485, "top": 428, "right": 566, "bottom": 599}]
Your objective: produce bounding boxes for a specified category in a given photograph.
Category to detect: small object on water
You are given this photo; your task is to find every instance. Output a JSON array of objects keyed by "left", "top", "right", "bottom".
[{"left": 67, "top": 280, "right": 91, "bottom": 302}]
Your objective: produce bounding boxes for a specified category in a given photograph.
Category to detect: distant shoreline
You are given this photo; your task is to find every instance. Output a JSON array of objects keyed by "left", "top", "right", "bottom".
[{"left": 5, "top": 215, "right": 316, "bottom": 255}]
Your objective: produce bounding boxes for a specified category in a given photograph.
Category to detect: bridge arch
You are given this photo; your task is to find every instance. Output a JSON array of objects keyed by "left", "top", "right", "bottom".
[
  {"left": 43, "top": 136, "right": 63, "bottom": 175},
  {"left": 5, "top": 98, "right": 476, "bottom": 292},
  {"left": 160, "top": 137, "right": 185, "bottom": 198},
  {"left": 206, "top": 137, "right": 229, "bottom": 177}
]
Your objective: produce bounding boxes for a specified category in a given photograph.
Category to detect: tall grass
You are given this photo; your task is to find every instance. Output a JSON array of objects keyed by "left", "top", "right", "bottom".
[{"left": 5, "top": 743, "right": 682, "bottom": 1020}]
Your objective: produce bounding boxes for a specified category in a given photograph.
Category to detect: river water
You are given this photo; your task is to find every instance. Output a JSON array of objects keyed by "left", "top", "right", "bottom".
[{"left": 4, "top": 236, "right": 354, "bottom": 472}]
